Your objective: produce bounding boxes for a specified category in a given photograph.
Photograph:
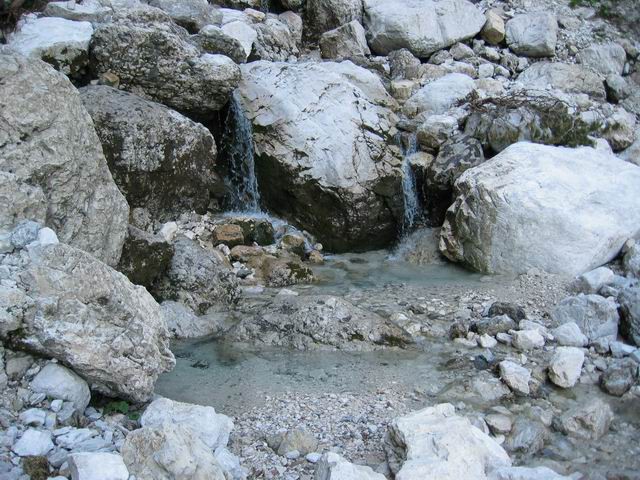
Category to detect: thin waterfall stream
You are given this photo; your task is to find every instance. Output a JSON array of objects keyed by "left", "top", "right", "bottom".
[
  {"left": 400, "top": 132, "right": 422, "bottom": 233},
  {"left": 221, "top": 91, "right": 261, "bottom": 213}
]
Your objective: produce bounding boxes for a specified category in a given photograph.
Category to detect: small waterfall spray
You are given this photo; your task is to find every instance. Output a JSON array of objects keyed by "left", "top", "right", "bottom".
[
  {"left": 261, "top": 0, "right": 270, "bottom": 13},
  {"left": 222, "top": 91, "right": 261, "bottom": 212},
  {"left": 400, "top": 132, "right": 421, "bottom": 233}
]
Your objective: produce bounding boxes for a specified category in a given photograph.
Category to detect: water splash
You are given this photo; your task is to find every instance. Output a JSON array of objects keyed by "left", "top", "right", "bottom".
[
  {"left": 400, "top": 132, "right": 421, "bottom": 233},
  {"left": 221, "top": 91, "right": 261, "bottom": 212}
]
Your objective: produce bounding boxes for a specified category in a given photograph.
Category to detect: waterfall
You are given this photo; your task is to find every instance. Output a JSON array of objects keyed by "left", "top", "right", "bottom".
[
  {"left": 261, "top": 0, "right": 270, "bottom": 13},
  {"left": 222, "top": 91, "right": 261, "bottom": 213},
  {"left": 400, "top": 132, "right": 421, "bottom": 233}
]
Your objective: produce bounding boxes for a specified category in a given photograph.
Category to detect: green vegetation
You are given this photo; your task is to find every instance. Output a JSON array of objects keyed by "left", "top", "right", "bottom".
[{"left": 103, "top": 400, "right": 141, "bottom": 421}]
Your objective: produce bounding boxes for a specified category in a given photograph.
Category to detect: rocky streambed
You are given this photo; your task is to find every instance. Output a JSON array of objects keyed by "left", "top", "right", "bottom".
[{"left": 1, "top": 0, "right": 640, "bottom": 479}]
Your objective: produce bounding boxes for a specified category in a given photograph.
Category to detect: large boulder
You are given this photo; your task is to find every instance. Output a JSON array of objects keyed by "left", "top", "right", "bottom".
[
  {"left": 505, "top": 12, "right": 557, "bottom": 57},
  {"left": 237, "top": 61, "right": 402, "bottom": 252},
  {"left": 577, "top": 42, "right": 627, "bottom": 76},
  {"left": 516, "top": 63, "right": 606, "bottom": 100},
  {"left": 153, "top": 237, "right": 240, "bottom": 314},
  {"left": 403, "top": 73, "right": 475, "bottom": 117},
  {"left": 362, "top": 0, "right": 485, "bottom": 58},
  {"left": 385, "top": 403, "right": 511, "bottom": 479},
  {"left": 304, "top": 0, "right": 363, "bottom": 41},
  {"left": 117, "top": 226, "right": 174, "bottom": 289},
  {"left": 122, "top": 424, "right": 226, "bottom": 480},
  {"left": 0, "top": 50, "right": 129, "bottom": 267},
  {"left": 225, "top": 294, "right": 413, "bottom": 350},
  {"left": 251, "top": 17, "right": 300, "bottom": 61},
  {"left": 80, "top": 86, "right": 224, "bottom": 221},
  {"left": 7, "top": 16, "right": 93, "bottom": 80},
  {"left": 90, "top": 7, "right": 240, "bottom": 116},
  {"left": 465, "top": 90, "right": 598, "bottom": 153},
  {"left": 0, "top": 241, "right": 174, "bottom": 402},
  {"left": 320, "top": 20, "right": 371, "bottom": 60},
  {"left": 440, "top": 142, "right": 640, "bottom": 276},
  {"left": 551, "top": 294, "right": 619, "bottom": 343},
  {"left": 141, "top": 397, "right": 233, "bottom": 450}
]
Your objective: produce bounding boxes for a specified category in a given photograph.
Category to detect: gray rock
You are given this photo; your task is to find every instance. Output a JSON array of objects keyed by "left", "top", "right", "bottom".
[
  {"left": 602, "top": 108, "right": 637, "bottom": 152},
  {"left": 304, "top": 0, "right": 362, "bottom": 41},
  {"left": 252, "top": 18, "right": 299, "bottom": 61},
  {"left": 117, "top": 226, "right": 174, "bottom": 289},
  {"left": 552, "top": 294, "right": 619, "bottom": 343},
  {"left": 512, "top": 330, "right": 545, "bottom": 351},
  {"left": 30, "top": 364, "right": 91, "bottom": 412},
  {"left": 389, "top": 48, "right": 422, "bottom": 80},
  {"left": 551, "top": 322, "right": 588, "bottom": 347},
  {"left": 404, "top": 73, "right": 475, "bottom": 116},
  {"left": 69, "top": 452, "right": 129, "bottom": 480},
  {"left": 619, "top": 287, "right": 640, "bottom": 346},
  {"left": 600, "top": 360, "right": 638, "bottom": 396},
  {"left": 320, "top": 20, "right": 370, "bottom": 59},
  {"left": 9, "top": 220, "right": 40, "bottom": 249},
  {"left": 571, "top": 266, "right": 615, "bottom": 294},
  {"left": 417, "top": 114, "right": 458, "bottom": 151},
  {"left": 80, "top": 85, "right": 223, "bottom": 221},
  {"left": 0, "top": 50, "right": 129, "bottom": 267},
  {"left": 154, "top": 236, "right": 239, "bottom": 314},
  {"left": 7, "top": 16, "right": 93, "bottom": 80},
  {"left": 548, "top": 347, "right": 585, "bottom": 388},
  {"left": 424, "top": 135, "right": 484, "bottom": 225},
  {"left": 506, "top": 12, "right": 557, "bottom": 57},
  {"left": 505, "top": 418, "right": 547, "bottom": 454},
  {"left": 385, "top": 403, "right": 511, "bottom": 478},
  {"left": 440, "top": 143, "right": 640, "bottom": 276},
  {"left": 237, "top": 60, "right": 402, "bottom": 252},
  {"left": 488, "top": 302, "right": 526, "bottom": 321},
  {"left": 554, "top": 398, "right": 613, "bottom": 440},
  {"left": 577, "top": 42, "right": 627, "bottom": 76},
  {"left": 517, "top": 62, "right": 606, "bottom": 100},
  {"left": 363, "top": 0, "right": 485, "bottom": 58},
  {"left": 473, "top": 315, "right": 517, "bottom": 337},
  {"left": 43, "top": 0, "right": 112, "bottom": 22},
  {"left": 499, "top": 361, "right": 531, "bottom": 396},
  {"left": 12, "top": 429, "right": 54, "bottom": 457},
  {"left": 482, "top": 10, "right": 505, "bottom": 45},
  {"left": 90, "top": 7, "right": 240, "bottom": 116},
  {"left": 161, "top": 301, "right": 223, "bottom": 339},
  {"left": 195, "top": 25, "right": 248, "bottom": 63},
  {"left": 225, "top": 294, "right": 412, "bottom": 350},
  {"left": 141, "top": 397, "right": 233, "bottom": 451},
  {"left": 147, "top": 0, "right": 219, "bottom": 33},
  {"left": 122, "top": 423, "right": 227, "bottom": 478},
  {"left": 314, "top": 452, "right": 385, "bottom": 480},
  {"left": 1, "top": 241, "right": 175, "bottom": 402}
]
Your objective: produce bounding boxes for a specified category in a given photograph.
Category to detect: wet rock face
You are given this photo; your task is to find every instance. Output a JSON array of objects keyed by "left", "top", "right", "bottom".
[
  {"left": 90, "top": 7, "right": 240, "bottom": 116},
  {"left": 117, "top": 226, "right": 174, "bottom": 289},
  {"left": 237, "top": 61, "right": 403, "bottom": 252},
  {"left": 1, "top": 241, "right": 175, "bottom": 402},
  {"left": 0, "top": 51, "right": 129, "bottom": 267},
  {"left": 440, "top": 143, "right": 640, "bottom": 276},
  {"left": 80, "top": 86, "right": 224, "bottom": 222}
]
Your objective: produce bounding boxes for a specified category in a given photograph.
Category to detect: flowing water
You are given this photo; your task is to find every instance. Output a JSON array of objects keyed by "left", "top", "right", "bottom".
[
  {"left": 399, "top": 133, "right": 421, "bottom": 233},
  {"left": 221, "top": 92, "right": 261, "bottom": 212}
]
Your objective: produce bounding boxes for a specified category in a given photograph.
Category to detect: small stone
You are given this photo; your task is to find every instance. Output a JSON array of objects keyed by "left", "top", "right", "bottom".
[
  {"left": 499, "top": 360, "right": 531, "bottom": 396},
  {"left": 30, "top": 364, "right": 91, "bottom": 412},
  {"left": 548, "top": 347, "right": 585, "bottom": 388},
  {"left": 482, "top": 10, "right": 505, "bottom": 45},
  {"left": 68, "top": 452, "right": 129, "bottom": 480},
  {"left": 512, "top": 330, "right": 545, "bottom": 350},
  {"left": 306, "top": 452, "right": 322, "bottom": 463},
  {"left": 479, "top": 334, "right": 498, "bottom": 349},
  {"left": 485, "top": 413, "right": 512, "bottom": 435},
  {"left": 12, "top": 429, "right": 54, "bottom": 457},
  {"left": 19, "top": 408, "right": 47, "bottom": 427},
  {"left": 551, "top": 322, "right": 587, "bottom": 347},
  {"left": 600, "top": 361, "right": 638, "bottom": 396}
]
